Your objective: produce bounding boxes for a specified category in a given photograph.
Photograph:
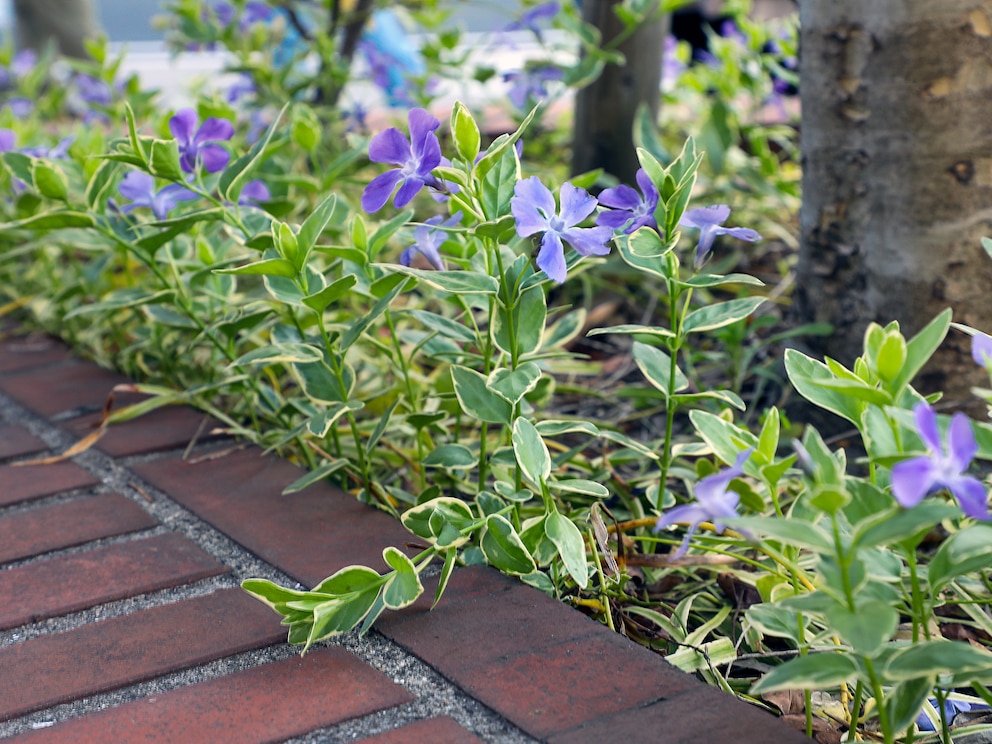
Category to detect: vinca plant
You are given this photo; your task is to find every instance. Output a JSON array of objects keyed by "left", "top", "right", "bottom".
[{"left": 1, "top": 2, "right": 991, "bottom": 742}]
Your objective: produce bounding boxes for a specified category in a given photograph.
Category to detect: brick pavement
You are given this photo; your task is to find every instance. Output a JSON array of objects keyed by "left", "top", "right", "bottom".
[{"left": 0, "top": 330, "right": 810, "bottom": 743}]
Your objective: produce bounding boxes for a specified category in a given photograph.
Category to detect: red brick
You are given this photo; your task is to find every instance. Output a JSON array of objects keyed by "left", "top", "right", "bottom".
[
  {"left": 0, "top": 360, "right": 129, "bottom": 418},
  {"left": 0, "top": 533, "right": 227, "bottom": 630},
  {"left": 0, "top": 493, "right": 156, "bottom": 565},
  {"left": 547, "top": 684, "right": 812, "bottom": 744},
  {"left": 66, "top": 405, "right": 225, "bottom": 458},
  {"left": 361, "top": 718, "right": 485, "bottom": 744},
  {"left": 453, "top": 632, "right": 700, "bottom": 740},
  {"left": 0, "top": 335, "right": 72, "bottom": 375},
  {"left": 0, "top": 588, "right": 284, "bottom": 721},
  {"left": 132, "top": 448, "right": 415, "bottom": 587},
  {"left": 379, "top": 567, "right": 606, "bottom": 669},
  {"left": 0, "top": 461, "right": 98, "bottom": 507},
  {"left": 12, "top": 647, "right": 412, "bottom": 743},
  {"left": 0, "top": 424, "right": 46, "bottom": 460}
]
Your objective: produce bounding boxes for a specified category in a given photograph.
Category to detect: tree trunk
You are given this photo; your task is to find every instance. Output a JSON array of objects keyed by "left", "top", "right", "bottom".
[
  {"left": 13, "top": 0, "right": 101, "bottom": 59},
  {"left": 570, "top": 0, "right": 667, "bottom": 185},
  {"left": 794, "top": 0, "right": 992, "bottom": 407}
]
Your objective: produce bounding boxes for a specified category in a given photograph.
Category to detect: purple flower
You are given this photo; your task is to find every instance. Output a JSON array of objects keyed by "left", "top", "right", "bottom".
[
  {"left": 6, "top": 98, "right": 32, "bottom": 118},
  {"left": 972, "top": 333, "right": 992, "bottom": 367},
  {"left": 654, "top": 450, "right": 751, "bottom": 559},
  {"left": 169, "top": 109, "right": 234, "bottom": 174},
  {"left": 679, "top": 205, "right": 761, "bottom": 267},
  {"left": 661, "top": 35, "right": 685, "bottom": 88},
  {"left": 916, "top": 697, "right": 988, "bottom": 732},
  {"left": 891, "top": 402, "right": 989, "bottom": 520},
  {"left": 400, "top": 212, "right": 461, "bottom": 271},
  {"left": 239, "top": 179, "right": 270, "bottom": 206},
  {"left": 361, "top": 108, "right": 443, "bottom": 213},
  {"left": 10, "top": 49, "right": 37, "bottom": 78},
  {"left": 597, "top": 168, "right": 659, "bottom": 234},
  {"left": 21, "top": 137, "right": 74, "bottom": 159},
  {"left": 0, "top": 129, "right": 15, "bottom": 152},
  {"left": 118, "top": 171, "right": 198, "bottom": 220},
  {"left": 75, "top": 74, "right": 112, "bottom": 106},
  {"left": 225, "top": 74, "right": 256, "bottom": 104},
  {"left": 511, "top": 177, "right": 613, "bottom": 284},
  {"left": 503, "top": 2, "right": 559, "bottom": 42},
  {"left": 503, "top": 66, "right": 562, "bottom": 110}
]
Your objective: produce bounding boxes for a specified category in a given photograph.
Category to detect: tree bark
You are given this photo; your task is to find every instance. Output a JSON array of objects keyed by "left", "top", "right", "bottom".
[
  {"left": 794, "top": 0, "right": 992, "bottom": 407},
  {"left": 13, "top": 0, "right": 101, "bottom": 59},
  {"left": 570, "top": 0, "right": 667, "bottom": 185}
]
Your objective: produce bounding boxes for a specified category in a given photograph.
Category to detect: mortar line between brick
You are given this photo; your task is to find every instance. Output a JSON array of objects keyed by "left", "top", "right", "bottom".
[{"left": 0, "top": 385, "right": 538, "bottom": 743}]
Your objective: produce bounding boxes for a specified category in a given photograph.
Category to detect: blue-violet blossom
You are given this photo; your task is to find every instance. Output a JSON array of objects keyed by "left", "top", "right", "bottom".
[
  {"left": 891, "top": 402, "right": 989, "bottom": 520},
  {"left": 400, "top": 212, "right": 461, "bottom": 271},
  {"left": 169, "top": 109, "right": 234, "bottom": 174},
  {"left": 503, "top": 2, "right": 559, "bottom": 42},
  {"left": 654, "top": 450, "right": 752, "bottom": 559},
  {"left": 239, "top": 179, "right": 270, "bottom": 207},
  {"left": 679, "top": 205, "right": 760, "bottom": 267},
  {"left": 972, "top": 332, "right": 992, "bottom": 367},
  {"left": 118, "top": 171, "right": 198, "bottom": 220},
  {"left": 361, "top": 108, "right": 442, "bottom": 213},
  {"left": 596, "top": 168, "right": 659, "bottom": 234},
  {"left": 503, "top": 66, "right": 562, "bottom": 111},
  {"left": 511, "top": 177, "right": 613, "bottom": 284}
]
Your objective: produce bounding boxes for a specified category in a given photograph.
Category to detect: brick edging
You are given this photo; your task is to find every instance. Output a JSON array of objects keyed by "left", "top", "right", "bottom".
[{"left": 0, "top": 330, "right": 809, "bottom": 742}]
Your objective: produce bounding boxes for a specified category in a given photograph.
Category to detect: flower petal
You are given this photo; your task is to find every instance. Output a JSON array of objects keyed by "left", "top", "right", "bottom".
[
  {"left": 950, "top": 476, "right": 990, "bottom": 520},
  {"left": 561, "top": 225, "right": 613, "bottom": 256},
  {"left": 118, "top": 171, "right": 154, "bottom": 202},
  {"left": 361, "top": 169, "right": 404, "bottom": 213},
  {"left": 536, "top": 231, "right": 567, "bottom": 283},
  {"left": 407, "top": 108, "right": 441, "bottom": 154},
  {"left": 913, "top": 403, "right": 942, "bottom": 453},
  {"left": 511, "top": 177, "right": 555, "bottom": 236},
  {"left": 415, "top": 130, "right": 442, "bottom": 174},
  {"left": 392, "top": 176, "right": 425, "bottom": 209},
  {"left": 194, "top": 116, "right": 234, "bottom": 144},
  {"left": 169, "top": 109, "right": 197, "bottom": 144},
  {"left": 681, "top": 204, "right": 730, "bottom": 229},
  {"left": 973, "top": 333, "right": 992, "bottom": 367},
  {"left": 597, "top": 184, "right": 641, "bottom": 211},
  {"left": 557, "top": 181, "right": 597, "bottom": 227},
  {"left": 947, "top": 413, "right": 978, "bottom": 472},
  {"left": 891, "top": 456, "right": 939, "bottom": 509},
  {"left": 635, "top": 168, "right": 659, "bottom": 207},
  {"left": 369, "top": 128, "right": 412, "bottom": 166},
  {"left": 197, "top": 143, "right": 230, "bottom": 173},
  {"left": 717, "top": 226, "right": 761, "bottom": 243}
]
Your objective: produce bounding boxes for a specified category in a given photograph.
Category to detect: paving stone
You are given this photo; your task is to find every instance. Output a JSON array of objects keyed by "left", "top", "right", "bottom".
[
  {"left": 0, "top": 336, "right": 72, "bottom": 375},
  {"left": 0, "top": 533, "right": 228, "bottom": 631},
  {"left": 360, "top": 717, "right": 485, "bottom": 743},
  {"left": 379, "top": 566, "right": 607, "bottom": 668},
  {"left": 0, "top": 424, "right": 47, "bottom": 460},
  {"left": 547, "top": 684, "right": 812, "bottom": 744},
  {"left": 0, "top": 461, "right": 98, "bottom": 507},
  {"left": 0, "top": 588, "right": 284, "bottom": 721},
  {"left": 132, "top": 448, "right": 415, "bottom": 587},
  {"left": 65, "top": 405, "right": 225, "bottom": 458},
  {"left": 0, "top": 492, "right": 156, "bottom": 565},
  {"left": 453, "top": 632, "right": 700, "bottom": 741},
  {"left": 0, "top": 360, "right": 130, "bottom": 418},
  {"left": 12, "top": 647, "right": 413, "bottom": 743}
]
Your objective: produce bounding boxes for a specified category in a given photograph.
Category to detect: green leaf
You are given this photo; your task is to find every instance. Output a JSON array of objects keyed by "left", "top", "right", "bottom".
[
  {"left": 481, "top": 144, "right": 521, "bottom": 221},
  {"left": 587, "top": 324, "right": 676, "bottom": 341},
  {"left": 632, "top": 341, "right": 688, "bottom": 396},
  {"left": 0, "top": 210, "right": 95, "bottom": 231},
  {"left": 784, "top": 349, "right": 864, "bottom": 425},
  {"left": 305, "top": 588, "right": 380, "bottom": 649},
  {"left": 545, "top": 510, "right": 588, "bottom": 588},
  {"left": 751, "top": 653, "right": 858, "bottom": 693},
  {"left": 927, "top": 524, "right": 992, "bottom": 594},
  {"left": 231, "top": 343, "right": 323, "bottom": 367},
  {"left": 215, "top": 257, "right": 297, "bottom": 278},
  {"left": 423, "top": 443, "right": 476, "bottom": 469},
  {"left": 852, "top": 503, "right": 960, "bottom": 550},
  {"left": 220, "top": 103, "right": 285, "bottom": 203},
  {"left": 302, "top": 274, "right": 358, "bottom": 314},
  {"left": 548, "top": 479, "right": 609, "bottom": 498},
  {"left": 451, "top": 101, "right": 481, "bottom": 162},
  {"left": 32, "top": 161, "right": 68, "bottom": 200},
  {"left": 451, "top": 365, "right": 513, "bottom": 425},
  {"left": 282, "top": 458, "right": 349, "bottom": 494},
  {"left": 401, "top": 497, "right": 477, "bottom": 548},
  {"left": 885, "top": 677, "right": 936, "bottom": 735},
  {"left": 148, "top": 138, "right": 184, "bottom": 180},
  {"left": 683, "top": 297, "right": 766, "bottom": 334},
  {"left": 746, "top": 603, "right": 808, "bottom": 645},
  {"left": 374, "top": 264, "right": 498, "bottom": 294},
  {"left": 681, "top": 272, "right": 765, "bottom": 288},
  {"left": 294, "top": 359, "right": 353, "bottom": 403},
  {"left": 890, "top": 308, "right": 951, "bottom": 393},
  {"left": 368, "top": 209, "right": 415, "bottom": 261},
  {"left": 689, "top": 410, "right": 759, "bottom": 466},
  {"left": 63, "top": 288, "right": 176, "bottom": 319},
  {"left": 381, "top": 547, "right": 424, "bottom": 609},
  {"left": 494, "top": 286, "right": 547, "bottom": 357},
  {"left": 340, "top": 276, "right": 408, "bottom": 352},
  {"left": 823, "top": 601, "right": 897, "bottom": 656},
  {"left": 488, "top": 363, "right": 542, "bottom": 406},
  {"left": 813, "top": 378, "right": 892, "bottom": 406},
  {"left": 297, "top": 193, "right": 341, "bottom": 266},
  {"left": 667, "top": 637, "right": 737, "bottom": 673},
  {"left": 885, "top": 640, "right": 992, "bottom": 681},
  {"left": 85, "top": 159, "right": 120, "bottom": 210},
  {"left": 306, "top": 400, "right": 365, "bottom": 438},
  {"left": 512, "top": 417, "right": 552, "bottom": 486},
  {"left": 481, "top": 514, "right": 537, "bottom": 575},
  {"left": 615, "top": 231, "right": 675, "bottom": 281},
  {"left": 721, "top": 516, "right": 834, "bottom": 554}
]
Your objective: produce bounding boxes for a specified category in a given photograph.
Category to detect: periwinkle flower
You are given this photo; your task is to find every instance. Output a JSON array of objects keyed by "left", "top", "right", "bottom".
[
  {"left": 679, "top": 205, "right": 760, "bottom": 268},
  {"left": 361, "top": 108, "right": 442, "bottom": 213},
  {"left": 504, "top": 2, "right": 559, "bottom": 42},
  {"left": 0, "top": 129, "right": 15, "bottom": 152},
  {"left": 6, "top": 98, "right": 32, "bottom": 118},
  {"left": 596, "top": 168, "right": 659, "bottom": 234},
  {"left": 75, "top": 74, "right": 112, "bottom": 106},
  {"left": 972, "top": 332, "right": 992, "bottom": 367},
  {"left": 891, "top": 402, "right": 989, "bottom": 520},
  {"left": 169, "top": 109, "right": 234, "bottom": 174},
  {"left": 225, "top": 74, "right": 256, "bottom": 104},
  {"left": 503, "top": 66, "right": 562, "bottom": 110},
  {"left": 511, "top": 177, "right": 613, "bottom": 284},
  {"left": 661, "top": 35, "right": 686, "bottom": 89},
  {"left": 21, "top": 137, "right": 74, "bottom": 160},
  {"left": 654, "top": 450, "right": 751, "bottom": 559},
  {"left": 916, "top": 697, "right": 988, "bottom": 732},
  {"left": 118, "top": 171, "right": 198, "bottom": 220},
  {"left": 400, "top": 212, "right": 461, "bottom": 271}
]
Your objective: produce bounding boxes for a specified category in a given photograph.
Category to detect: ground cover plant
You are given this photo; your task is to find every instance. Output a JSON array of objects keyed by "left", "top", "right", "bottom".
[{"left": 1, "top": 1, "right": 991, "bottom": 741}]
